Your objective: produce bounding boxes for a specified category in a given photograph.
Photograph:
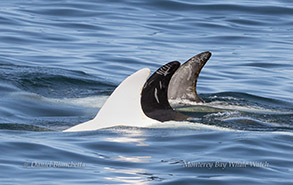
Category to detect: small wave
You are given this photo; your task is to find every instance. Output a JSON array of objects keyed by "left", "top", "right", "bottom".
[
  {"left": 45, "top": 96, "right": 108, "bottom": 108},
  {"left": 0, "top": 123, "right": 51, "bottom": 131},
  {"left": 206, "top": 101, "right": 292, "bottom": 115},
  {"left": 204, "top": 92, "right": 293, "bottom": 113},
  {"left": 0, "top": 63, "right": 115, "bottom": 98},
  {"left": 150, "top": 121, "right": 240, "bottom": 132},
  {"left": 12, "top": 91, "right": 108, "bottom": 108}
]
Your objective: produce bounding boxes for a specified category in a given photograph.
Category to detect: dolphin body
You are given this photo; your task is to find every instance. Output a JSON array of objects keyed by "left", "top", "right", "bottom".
[
  {"left": 141, "top": 61, "right": 189, "bottom": 122},
  {"left": 140, "top": 51, "right": 211, "bottom": 122},
  {"left": 64, "top": 51, "right": 211, "bottom": 132},
  {"left": 63, "top": 68, "right": 155, "bottom": 132},
  {"left": 168, "top": 51, "right": 211, "bottom": 105}
]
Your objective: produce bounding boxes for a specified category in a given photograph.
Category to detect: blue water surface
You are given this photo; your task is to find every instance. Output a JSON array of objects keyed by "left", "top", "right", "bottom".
[{"left": 0, "top": 0, "right": 292, "bottom": 184}]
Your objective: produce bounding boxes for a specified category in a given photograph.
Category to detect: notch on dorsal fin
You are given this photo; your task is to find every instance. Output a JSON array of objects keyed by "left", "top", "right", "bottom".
[
  {"left": 168, "top": 51, "right": 211, "bottom": 105},
  {"left": 141, "top": 61, "right": 189, "bottom": 122}
]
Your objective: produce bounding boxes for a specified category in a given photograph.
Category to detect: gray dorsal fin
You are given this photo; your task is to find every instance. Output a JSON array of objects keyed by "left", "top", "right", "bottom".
[
  {"left": 168, "top": 51, "right": 212, "bottom": 105},
  {"left": 141, "top": 61, "right": 189, "bottom": 121}
]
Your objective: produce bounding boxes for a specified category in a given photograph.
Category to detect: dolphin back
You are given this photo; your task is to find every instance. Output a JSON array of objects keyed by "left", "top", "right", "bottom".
[
  {"left": 63, "top": 68, "right": 156, "bottom": 132},
  {"left": 168, "top": 51, "right": 211, "bottom": 105},
  {"left": 141, "top": 61, "right": 189, "bottom": 121}
]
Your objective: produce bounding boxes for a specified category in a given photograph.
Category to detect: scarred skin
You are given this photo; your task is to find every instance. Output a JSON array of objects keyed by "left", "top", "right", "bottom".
[
  {"left": 141, "top": 61, "right": 189, "bottom": 122},
  {"left": 141, "top": 51, "right": 211, "bottom": 122}
]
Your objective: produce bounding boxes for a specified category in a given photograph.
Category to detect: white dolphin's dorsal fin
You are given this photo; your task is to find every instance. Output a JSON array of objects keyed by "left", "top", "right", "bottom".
[{"left": 63, "top": 68, "right": 157, "bottom": 132}]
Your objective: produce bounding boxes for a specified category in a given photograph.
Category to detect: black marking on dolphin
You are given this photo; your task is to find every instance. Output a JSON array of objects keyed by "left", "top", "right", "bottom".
[
  {"left": 141, "top": 61, "right": 189, "bottom": 122},
  {"left": 168, "top": 51, "right": 212, "bottom": 105}
]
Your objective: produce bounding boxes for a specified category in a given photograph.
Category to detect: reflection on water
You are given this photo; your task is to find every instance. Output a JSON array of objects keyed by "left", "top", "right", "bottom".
[
  {"left": 104, "top": 136, "right": 149, "bottom": 146},
  {"left": 113, "top": 155, "right": 151, "bottom": 163},
  {"left": 104, "top": 167, "right": 147, "bottom": 183},
  {"left": 105, "top": 128, "right": 149, "bottom": 146}
]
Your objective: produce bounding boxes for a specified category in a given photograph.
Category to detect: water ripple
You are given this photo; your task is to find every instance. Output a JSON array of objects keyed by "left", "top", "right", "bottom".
[{"left": 0, "top": 0, "right": 293, "bottom": 184}]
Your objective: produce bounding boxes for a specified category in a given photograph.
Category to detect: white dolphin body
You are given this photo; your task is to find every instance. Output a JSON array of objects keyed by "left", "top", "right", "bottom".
[{"left": 63, "top": 68, "right": 158, "bottom": 132}]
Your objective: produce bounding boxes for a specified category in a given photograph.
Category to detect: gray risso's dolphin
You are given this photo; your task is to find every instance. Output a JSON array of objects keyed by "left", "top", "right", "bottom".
[
  {"left": 168, "top": 51, "right": 211, "bottom": 105},
  {"left": 141, "top": 61, "right": 189, "bottom": 122}
]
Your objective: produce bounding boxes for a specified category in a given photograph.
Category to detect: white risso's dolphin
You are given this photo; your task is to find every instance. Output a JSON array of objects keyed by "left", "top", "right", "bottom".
[{"left": 63, "top": 68, "right": 157, "bottom": 132}]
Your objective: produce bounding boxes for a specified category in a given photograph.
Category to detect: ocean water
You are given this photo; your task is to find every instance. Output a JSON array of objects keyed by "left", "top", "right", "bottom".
[{"left": 0, "top": 0, "right": 292, "bottom": 184}]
